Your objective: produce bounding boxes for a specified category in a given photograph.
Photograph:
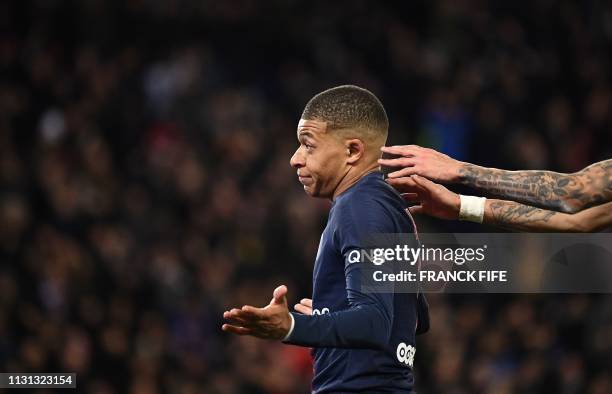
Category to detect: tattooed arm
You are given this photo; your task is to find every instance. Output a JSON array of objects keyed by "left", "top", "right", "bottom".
[
  {"left": 484, "top": 200, "right": 612, "bottom": 232},
  {"left": 459, "top": 161, "right": 612, "bottom": 214},
  {"left": 379, "top": 145, "right": 612, "bottom": 214},
  {"left": 398, "top": 175, "right": 612, "bottom": 232}
]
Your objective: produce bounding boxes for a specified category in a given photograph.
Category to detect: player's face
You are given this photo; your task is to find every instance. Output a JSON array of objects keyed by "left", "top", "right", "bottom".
[{"left": 290, "top": 119, "right": 347, "bottom": 198}]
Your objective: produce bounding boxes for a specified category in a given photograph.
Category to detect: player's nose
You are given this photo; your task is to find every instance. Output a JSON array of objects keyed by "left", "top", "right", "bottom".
[{"left": 290, "top": 148, "right": 305, "bottom": 168}]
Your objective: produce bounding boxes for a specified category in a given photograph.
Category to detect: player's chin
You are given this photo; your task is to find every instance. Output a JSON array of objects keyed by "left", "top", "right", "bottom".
[
  {"left": 302, "top": 185, "right": 320, "bottom": 197},
  {"left": 303, "top": 185, "right": 315, "bottom": 196}
]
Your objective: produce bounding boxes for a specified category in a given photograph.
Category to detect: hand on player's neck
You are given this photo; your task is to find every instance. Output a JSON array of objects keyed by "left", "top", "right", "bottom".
[{"left": 332, "top": 160, "right": 380, "bottom": 201}]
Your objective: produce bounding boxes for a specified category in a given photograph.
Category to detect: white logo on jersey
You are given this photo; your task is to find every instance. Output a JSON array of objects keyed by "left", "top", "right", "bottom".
[
  {"left": 312, "top": 307, "right": 330, "bottom": 315},
  {"left": 396, "top": 342, "right": 416, "bottom": 368}
]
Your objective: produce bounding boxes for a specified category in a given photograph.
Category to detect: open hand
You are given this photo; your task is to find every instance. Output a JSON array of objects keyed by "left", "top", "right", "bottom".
[
  {"left": 378, "top": 145, "right": 463, "bottom": 183},
  {"left": 222, "top": 285, "right": 293, "bottom": 340}
]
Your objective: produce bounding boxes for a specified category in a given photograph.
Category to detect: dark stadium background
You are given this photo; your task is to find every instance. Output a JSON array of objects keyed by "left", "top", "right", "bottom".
[{"left": 1, "top": 1, "right": 611, "bottom": 393}]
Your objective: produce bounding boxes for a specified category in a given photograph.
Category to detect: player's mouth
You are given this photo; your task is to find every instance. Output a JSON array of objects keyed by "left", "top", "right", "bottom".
[
  {"left": 298, "top": 175, "right": 312, "bottom": 185},
  {"left": 297, "top": 172, "right": 313, "bottom": 185}
]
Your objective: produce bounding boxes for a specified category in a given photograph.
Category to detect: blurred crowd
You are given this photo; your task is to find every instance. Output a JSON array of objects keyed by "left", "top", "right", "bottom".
[{"left": 1, "top": 0, "right": 611, "bottom": 393}]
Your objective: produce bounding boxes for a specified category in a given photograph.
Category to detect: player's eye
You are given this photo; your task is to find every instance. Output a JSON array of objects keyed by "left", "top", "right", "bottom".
[{"left": 305, "top": 144, "right": 314, "bottom": 152}]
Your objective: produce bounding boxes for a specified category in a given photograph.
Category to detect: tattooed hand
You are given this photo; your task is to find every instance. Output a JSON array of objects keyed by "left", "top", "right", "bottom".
[{"left": 378, "top": 145, "right": 463, "bottom": 183}]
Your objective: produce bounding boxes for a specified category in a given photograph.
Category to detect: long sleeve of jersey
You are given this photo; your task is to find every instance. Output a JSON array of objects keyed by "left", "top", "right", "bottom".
[
  {"left": 284, "top": 195, "right": 414, "bottom": 349},
  {"left": 285, "top": 261, "right": 394, "bottom": 349}
]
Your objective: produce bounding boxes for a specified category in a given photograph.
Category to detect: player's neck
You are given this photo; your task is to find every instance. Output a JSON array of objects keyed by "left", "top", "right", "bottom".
[{"left": 332, "top": 162, "right": 380, "bottom": 201}]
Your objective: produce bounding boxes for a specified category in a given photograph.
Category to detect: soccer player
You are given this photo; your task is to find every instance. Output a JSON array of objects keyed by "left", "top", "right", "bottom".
[
  {"left": 377, "top": 145, "right": 612, "bottom": 231},
  {"left": 222, "top": 85, "right": 428, "bottom": 393}
]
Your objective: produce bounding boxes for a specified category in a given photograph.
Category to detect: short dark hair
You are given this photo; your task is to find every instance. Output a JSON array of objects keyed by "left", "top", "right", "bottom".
[{"left": 302, "top": 85, "right": 389, "bottom": 141}]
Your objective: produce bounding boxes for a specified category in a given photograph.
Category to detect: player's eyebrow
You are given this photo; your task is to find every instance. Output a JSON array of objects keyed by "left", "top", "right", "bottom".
[{"left": 298, "top": 130, "right": 316, "bottom": 140}]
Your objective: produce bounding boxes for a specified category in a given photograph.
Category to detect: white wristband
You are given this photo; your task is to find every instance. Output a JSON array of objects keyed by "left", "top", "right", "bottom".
[
  {"left": 282, "top": 313, "right": 295, "bottom": 342},
  {"left": 459, "top": 195, "right": 486, "bottom": 223}
]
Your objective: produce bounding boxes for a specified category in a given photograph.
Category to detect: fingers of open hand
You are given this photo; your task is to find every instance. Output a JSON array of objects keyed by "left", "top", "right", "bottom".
[
  {"left": 223, "top": 309, "right": 250, "bottom": 326},
  {"left": 409, "top": 205, "right": 424, "bottom": 215},
  {"left": 401, "top": 193, "right": 420, "bottom": 202},
  {"left": 294, "top": 304, "right": 312, "bottom": 315},
  {"left": 222, "top": 306, "right": 269, "bottom": 336},
  {"left": 410, "top": 175, "right": 433, "bottom": 194},
  {"left": 378, "top": 156, "right": 417, "bottom": 168},
  {"left": 386, "top": 166, "right": 419, "bottom": 179},
  {"left": 380, "top": 145, "right": 423, "bottom": 156},
  {"left": 224, "top": 306, "right": 265, "bottom": 327},
  {"left": 300, "top": 298, "right": 312, "bottom": 307},
  {"left": 294, "top": 298, "right": 313, "bottom": 315},
  {"left": 386, "top": 177, "right": 418, "bottom": 193},
  {"left": 221, "top": 324, "right": 252, "bottom": 335},
  {"left": 272, "top": 285, "right": 288, "bottom": 302}
]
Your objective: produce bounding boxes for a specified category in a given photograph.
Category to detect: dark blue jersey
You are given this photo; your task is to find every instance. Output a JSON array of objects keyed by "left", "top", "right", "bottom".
[{"left": 285, "top": 171, "right": 428, "bottom": 393}]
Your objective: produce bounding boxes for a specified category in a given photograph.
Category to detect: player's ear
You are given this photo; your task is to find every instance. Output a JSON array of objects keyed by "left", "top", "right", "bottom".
[{"left": 345, "top": 139, "right": 364, "bottom": 164}]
